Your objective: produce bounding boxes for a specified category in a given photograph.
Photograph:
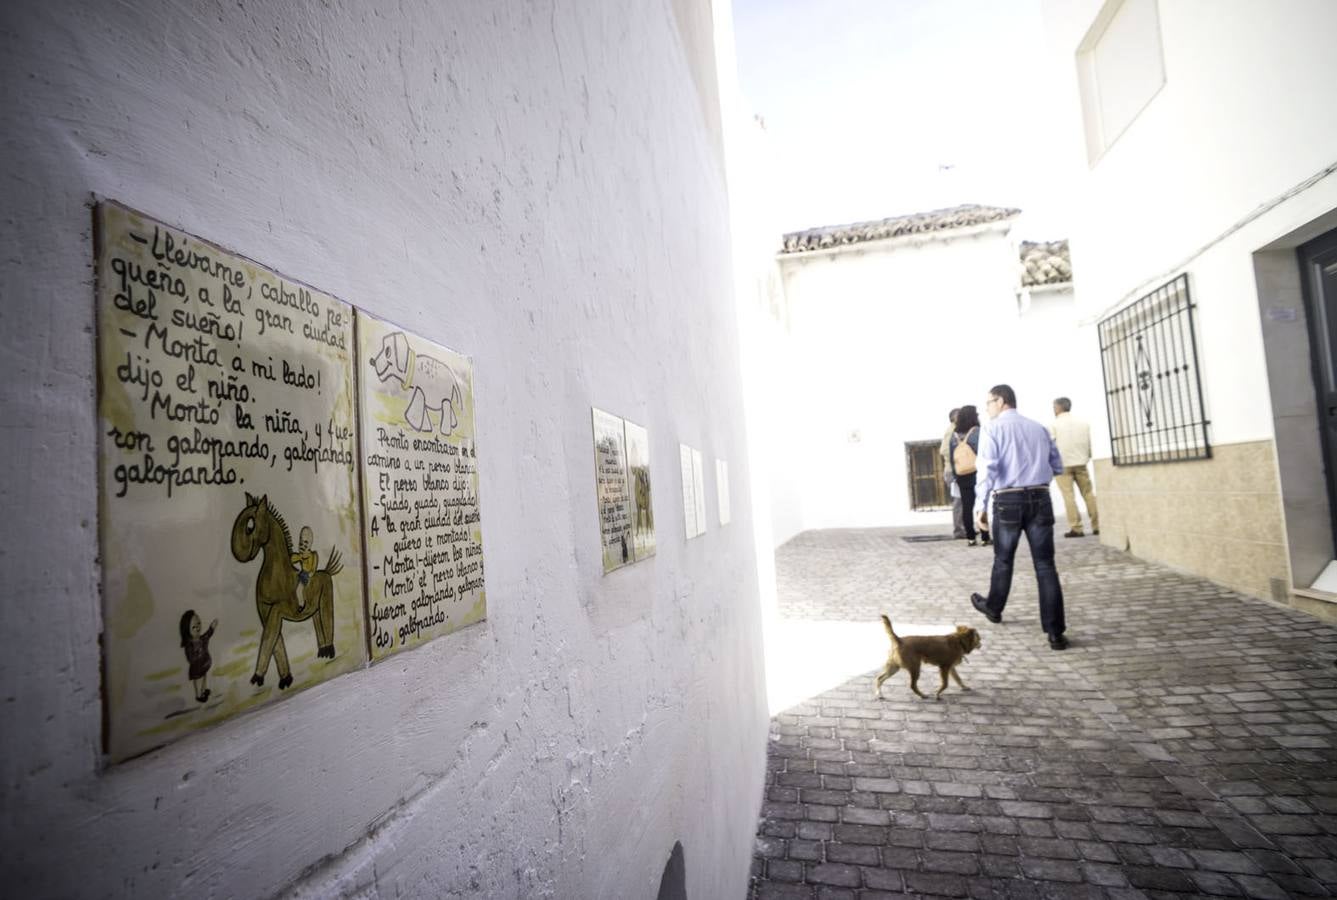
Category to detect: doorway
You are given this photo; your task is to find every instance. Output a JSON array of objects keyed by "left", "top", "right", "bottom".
[
  {"left": 1299, "top": 227, "right": 1337, "bottom": 556},
  {"left": 904, "top": 440, "right": 949, "bottom": 511}
]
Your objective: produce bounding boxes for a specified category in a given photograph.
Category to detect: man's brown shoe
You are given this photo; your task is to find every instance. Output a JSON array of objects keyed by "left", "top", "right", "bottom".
[{"left": 1063, "top": 530, "right": 1085, "bottom": 538}]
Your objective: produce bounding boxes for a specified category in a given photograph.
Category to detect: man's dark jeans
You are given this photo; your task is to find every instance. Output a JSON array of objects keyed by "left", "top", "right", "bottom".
[{"left": 983, "top": 488, "right": 1065, "bottom": 636}]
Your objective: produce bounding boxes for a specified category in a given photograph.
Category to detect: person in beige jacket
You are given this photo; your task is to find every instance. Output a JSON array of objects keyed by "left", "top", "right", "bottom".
[{"left": 1050, "top": 397, "right": 1099, "bottom": 538}]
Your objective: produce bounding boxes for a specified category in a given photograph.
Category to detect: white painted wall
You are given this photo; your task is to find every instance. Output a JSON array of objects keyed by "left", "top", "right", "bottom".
[
  {"left": 715, "top": 79, "right": 802, "bottom": 551},
  {"left": 1042, "top": 0, "right": 1337, "bottom": 449},
  {"left": 1017, "top": 286, "right": 1107, "bottom": 517},
  {"left": 0, "top": 2, "right": 769, "bottom": 898},
  {"left": 757, "top": 304, "right": 808, "bottom": 548},
  {"left": 742, "top": 251, "right": 805, "bottom": 549},
  {"left": 774, "top": 229, "right": 1092, "bottom": 531}
]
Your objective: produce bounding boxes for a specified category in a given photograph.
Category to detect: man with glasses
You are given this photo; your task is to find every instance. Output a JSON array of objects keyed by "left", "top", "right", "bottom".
[{"left": 969, "top": 385, "right": 1070, "bottom": 650}]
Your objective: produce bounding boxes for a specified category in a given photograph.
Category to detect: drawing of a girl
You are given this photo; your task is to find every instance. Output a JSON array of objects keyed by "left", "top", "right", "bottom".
[{"left": 179, "top": 610, "right": 219, "bottom": 703}]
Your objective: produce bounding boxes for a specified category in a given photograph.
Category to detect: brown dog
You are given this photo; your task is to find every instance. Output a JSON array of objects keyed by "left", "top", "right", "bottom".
[{"left": 874, "top": 615, "right": 981, "bottom": 700}]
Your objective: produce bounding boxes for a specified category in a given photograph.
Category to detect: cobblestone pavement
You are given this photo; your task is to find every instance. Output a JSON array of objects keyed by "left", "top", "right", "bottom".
[{"left": 749, "top": 528, "right": 1337, "bottom": 900}]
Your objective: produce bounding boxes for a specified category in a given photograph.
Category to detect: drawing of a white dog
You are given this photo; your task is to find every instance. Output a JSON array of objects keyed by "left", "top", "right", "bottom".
[{"left": 369, "top": 331, "right": 465, "bottom": 434}]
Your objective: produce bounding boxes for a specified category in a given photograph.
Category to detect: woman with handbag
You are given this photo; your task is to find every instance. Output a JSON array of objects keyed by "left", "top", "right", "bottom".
[{"left": 950, "top": 405, "right": 991, "bottom": 546}]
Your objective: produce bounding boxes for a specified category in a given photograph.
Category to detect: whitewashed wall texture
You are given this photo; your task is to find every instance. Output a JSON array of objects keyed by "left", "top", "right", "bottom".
[{"left": 0, "top": 1, "right": 769, "bottom": 897}]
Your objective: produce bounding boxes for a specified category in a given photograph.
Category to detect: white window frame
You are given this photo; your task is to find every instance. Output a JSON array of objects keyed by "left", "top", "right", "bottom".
[{"left": 1076, "top": 0, "right": 1167, "bottom": 165}]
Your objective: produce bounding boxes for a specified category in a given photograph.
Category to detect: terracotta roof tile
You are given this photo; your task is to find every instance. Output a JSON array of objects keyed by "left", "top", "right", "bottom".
[
  {"left": 779, "top": 204, "right": 1020, "bottom": 255},
  {"left": 1019, "top": 239, "right": 1072, "bottom": 287}
]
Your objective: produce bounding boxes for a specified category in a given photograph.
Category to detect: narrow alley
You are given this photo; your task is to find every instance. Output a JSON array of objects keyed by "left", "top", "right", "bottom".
[
  {"left": 751, "top": 529, "right": 1337, "bottom": 899},
  {"left": 7, "top": 2, "right": 1337, "bottom": 896}
]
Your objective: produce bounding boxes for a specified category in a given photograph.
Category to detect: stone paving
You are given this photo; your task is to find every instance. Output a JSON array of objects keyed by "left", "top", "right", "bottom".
[{"left": 748, "top": 528, "right": 1337, "bottom": 900}]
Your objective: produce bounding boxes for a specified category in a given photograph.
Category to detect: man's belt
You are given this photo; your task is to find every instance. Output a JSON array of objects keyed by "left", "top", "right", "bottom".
[{"left": 993, "top": 485, "right": 1049, "bottom": 495}]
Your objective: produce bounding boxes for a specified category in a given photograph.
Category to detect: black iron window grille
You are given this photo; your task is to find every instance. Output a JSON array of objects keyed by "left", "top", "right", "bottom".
[
  {"left": 1097, "top": 273, "right": 1211, "bottom": 465},
  {"left": 905, "top": 440, "right": 950, "bottom": 510}
]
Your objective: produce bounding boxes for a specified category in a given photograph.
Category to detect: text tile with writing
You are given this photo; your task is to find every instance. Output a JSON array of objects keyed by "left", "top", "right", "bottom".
[
  {"left": 96, "top": 201, "right": 367, "bottom": 762},
  {"left": 359, "top": 310, "right": 486, "bottom": 660}
]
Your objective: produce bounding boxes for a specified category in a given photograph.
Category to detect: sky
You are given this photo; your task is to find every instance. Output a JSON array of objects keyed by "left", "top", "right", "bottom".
[{"left": 728, "top": 0, "right": 1085, "bottom": 239}]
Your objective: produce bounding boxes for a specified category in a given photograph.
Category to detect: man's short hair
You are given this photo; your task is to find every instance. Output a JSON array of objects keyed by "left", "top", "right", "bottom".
[
  {"left": 949, "top": 407, "right": 960, "bottom": 422},
  {"left": 1054, "top": 397, "right": 1072, "bottom": 412},
  {"left": 989, "top": 384, "right": 1017, "bottom": 408}
]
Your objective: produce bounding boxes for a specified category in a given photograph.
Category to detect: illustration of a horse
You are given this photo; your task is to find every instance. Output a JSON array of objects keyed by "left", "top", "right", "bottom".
[{"left": 231, "top": 493, "right": 341, "bottom": 689}]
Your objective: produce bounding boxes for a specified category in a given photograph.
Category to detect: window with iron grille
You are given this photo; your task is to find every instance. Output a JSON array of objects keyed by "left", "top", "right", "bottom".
[
  {"left": 1097, "top": 273, "right": 1210, "bottom": 465},
  {"left": 905, "top": 440, "right": 949, "bottom": 510}
]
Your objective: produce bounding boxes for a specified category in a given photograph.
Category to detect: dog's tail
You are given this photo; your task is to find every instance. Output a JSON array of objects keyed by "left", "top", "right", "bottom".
[{"left": 880, "top": 614, "right": 902, "bottom": 647}]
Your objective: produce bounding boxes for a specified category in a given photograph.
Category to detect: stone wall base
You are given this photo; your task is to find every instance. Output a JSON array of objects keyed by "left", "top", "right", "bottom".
[{"left": 1094, "top": 440, "right": 1291, "bottom": 604}]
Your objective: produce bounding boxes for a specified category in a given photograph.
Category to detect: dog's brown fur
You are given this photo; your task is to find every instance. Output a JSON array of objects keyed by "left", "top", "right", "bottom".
[{"left": 874, "top": 615, "right": 981, "bottom": 700}]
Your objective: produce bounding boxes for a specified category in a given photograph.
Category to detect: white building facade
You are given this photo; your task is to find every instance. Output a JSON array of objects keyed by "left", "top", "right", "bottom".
[
  {"left": 1041, "top": 0, "right": 1337, "bottom": 619},
  {"left": 0, "top": 1, "right": 769, "bottom": 896},
  {"left": 769, "top": 207, "right": 1098, "bottom": 541}
]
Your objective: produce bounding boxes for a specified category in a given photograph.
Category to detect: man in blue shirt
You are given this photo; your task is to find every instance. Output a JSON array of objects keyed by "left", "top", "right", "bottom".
[{"left": 969, "top": 384, "right": 1069, "bottom": 650}]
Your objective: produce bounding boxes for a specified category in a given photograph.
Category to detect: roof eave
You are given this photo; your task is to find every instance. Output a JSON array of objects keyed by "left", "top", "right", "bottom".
[
  {"left": 1020, "top": 279, "right": 1074, "bottom": 293},
  {"left": 776, "top": 218, "right": 1018, "bottom": 263}
]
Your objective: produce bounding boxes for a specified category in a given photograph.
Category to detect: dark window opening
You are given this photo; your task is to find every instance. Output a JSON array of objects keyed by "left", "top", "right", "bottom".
[{"left": 906, "top": 440, "right": 949, "bottom": 511}]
